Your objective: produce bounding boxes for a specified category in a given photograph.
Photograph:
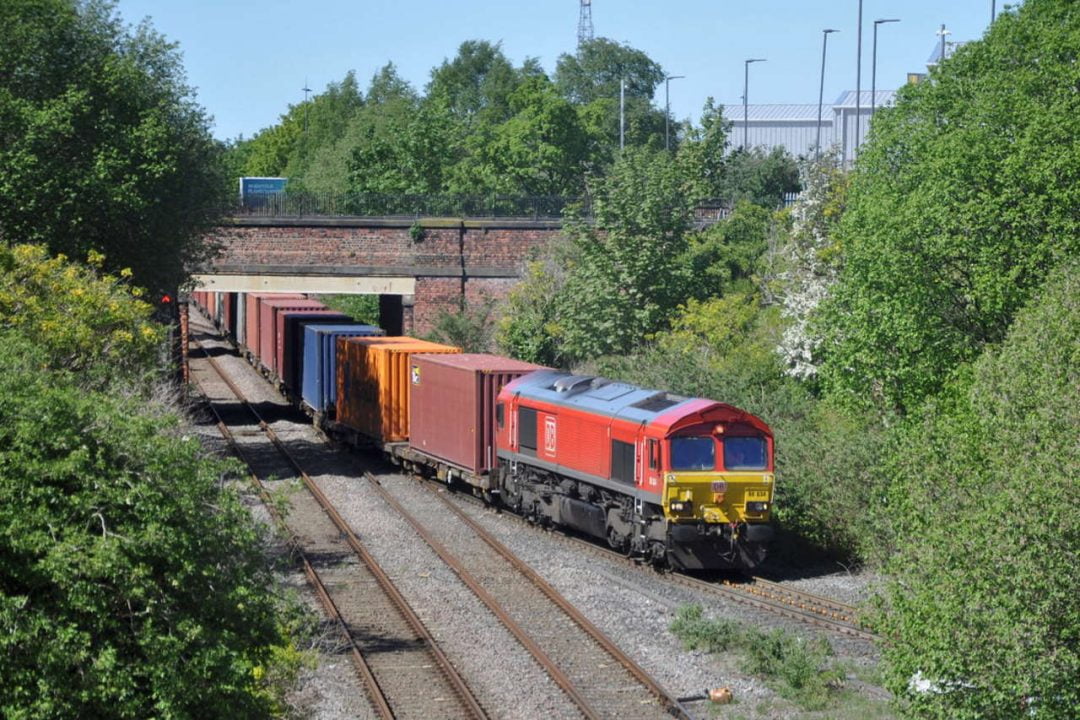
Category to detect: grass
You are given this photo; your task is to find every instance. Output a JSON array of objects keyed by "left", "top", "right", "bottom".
[{"left": 670, "top": 604, "right": 889, "bottom": 715}]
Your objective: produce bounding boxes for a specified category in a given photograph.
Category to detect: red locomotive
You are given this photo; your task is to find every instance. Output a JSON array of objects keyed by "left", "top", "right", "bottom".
[{"left": 495, "top": 370, "right": 774, "bottom": 570}]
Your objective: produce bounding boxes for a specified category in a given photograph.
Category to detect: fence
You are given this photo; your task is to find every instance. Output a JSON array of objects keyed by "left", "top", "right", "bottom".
[{"left": 235, "top": 192, "right": 588, "bottom": 219}]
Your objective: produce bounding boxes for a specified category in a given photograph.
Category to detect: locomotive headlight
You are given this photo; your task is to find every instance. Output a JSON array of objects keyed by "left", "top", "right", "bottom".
[
  {"left": 670, "top": 501, "right": 693, "bottom": 513},
  {"left": 746, "top": 501, "right": 769, "bottom": 513}
]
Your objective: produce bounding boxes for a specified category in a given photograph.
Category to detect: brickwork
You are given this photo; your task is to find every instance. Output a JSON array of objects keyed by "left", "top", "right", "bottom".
[
  {"left": 206, "top": 219, "right": 561, "bottom": 277},
  {"left": 205, "top": 217, "right": 564, "bottom": 336}
]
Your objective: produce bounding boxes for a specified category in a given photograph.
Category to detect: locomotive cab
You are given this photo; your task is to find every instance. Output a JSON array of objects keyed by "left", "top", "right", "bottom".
[{"left": 654, "top": 409, "right": 775, "bottom": 569}]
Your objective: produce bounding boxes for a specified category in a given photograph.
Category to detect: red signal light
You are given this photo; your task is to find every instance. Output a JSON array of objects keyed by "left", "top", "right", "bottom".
[{"left": 161, "top": 294, "right": 172, "bottom": 304}]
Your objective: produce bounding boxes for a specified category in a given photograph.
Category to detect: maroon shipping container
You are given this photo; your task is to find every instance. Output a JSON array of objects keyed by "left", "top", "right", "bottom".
[
  {"left": 409, "top": 353, "right": 543, "bottom": 476},
  {"left": 245, "top": 293, "right": 303, "bottom": 357},
  {"left": 258, "top": 299, "right": 327, "bottom": 372}
]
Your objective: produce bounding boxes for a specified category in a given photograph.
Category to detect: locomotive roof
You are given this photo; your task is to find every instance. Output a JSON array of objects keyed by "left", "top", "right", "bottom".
[{"left": 505, "top": 369, "right": 700, "bottom": 425}]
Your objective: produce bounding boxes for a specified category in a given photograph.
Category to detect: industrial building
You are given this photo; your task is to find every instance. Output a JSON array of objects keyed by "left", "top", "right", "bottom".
[{"left": 722, "top": 89, "right": 896, "bottom": 163}]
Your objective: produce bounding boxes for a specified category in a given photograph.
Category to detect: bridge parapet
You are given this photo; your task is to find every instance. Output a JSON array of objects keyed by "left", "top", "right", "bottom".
[{"left": 201, "top": 215, "right": 565, "bottom": 335}]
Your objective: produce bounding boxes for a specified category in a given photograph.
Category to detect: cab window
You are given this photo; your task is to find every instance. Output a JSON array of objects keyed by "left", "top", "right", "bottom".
[
  {"left": 724, "top": 436, "right": 767, "bottom": 470},
  {"left": 669, "top": 436, "right": 715, "bottom": 471}
]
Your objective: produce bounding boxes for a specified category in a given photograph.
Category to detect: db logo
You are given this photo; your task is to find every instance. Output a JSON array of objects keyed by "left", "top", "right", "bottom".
[{"left": 544, "top": 416, "right": 557, "bottom": 454}]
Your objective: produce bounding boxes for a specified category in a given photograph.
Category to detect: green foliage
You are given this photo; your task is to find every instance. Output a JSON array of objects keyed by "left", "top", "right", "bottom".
[
  {"left": 871, "top": 261, "right": 1079, "bottom": 719},
  {"left": 0, "top": 244, "right": 163, "bottom": 388},
  {"left": 819, "top": 0, "right": 1080, "bottom": 413},
  {"left": 555, "top": 37, "right": 670, "bottom": 155},
  {"left": 670, "top": 605, "right": 846, "bottom": 711},
  {"left": 0, "top": 0, "right": 228, "bottom": 295},
  {"left": 0, "top": 332, "right": 285, "bottom": 718},
  {"left": 425, "top": 298, "right": 496, "bottom": 353},
  {"left": 713, "top": 147, "right": 800, "bottom": 209},
  {"left": 676, "top": 99, "right": 733, "bottom": 200},
  {"left": 669, "top": 604, "right": 742, "bottom": 653},
  {"left": 554, "top": 147, "right": 695, "bottom": 361},
  {"left": 313, "top": 294, "right": 380, "bottom": 325},
  {"left": 450, "top": 75, "right": 589, "bottom": 197},
  {"left": 495, "top": 241, "right": 575, "bottom": 366},
  {"left": 681, "top": 201, "right": 773, "bottom": 300},
  {"left": 426, "top": 40, "right": 521, "bottom": 129}
]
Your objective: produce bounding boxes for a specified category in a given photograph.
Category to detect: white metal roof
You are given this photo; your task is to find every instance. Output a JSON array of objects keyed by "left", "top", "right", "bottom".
[{"left": 721, "top": 104, "right": 825, "bottom": 122}]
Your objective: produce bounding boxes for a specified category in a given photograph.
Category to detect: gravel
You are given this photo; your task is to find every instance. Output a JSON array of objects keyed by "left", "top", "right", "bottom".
[{"left": 186, "top": 308, "right": 890, "bottom": 719}]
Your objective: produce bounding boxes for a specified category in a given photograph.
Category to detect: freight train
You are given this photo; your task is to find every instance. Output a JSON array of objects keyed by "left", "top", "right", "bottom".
[{"left": 190, "top": 291, "right": 775, "bottom": 570}]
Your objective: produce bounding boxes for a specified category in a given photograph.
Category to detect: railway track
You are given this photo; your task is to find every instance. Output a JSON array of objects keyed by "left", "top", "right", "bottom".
[
  {"left": 425, "top": 479, "right": 877, "bottom": 643},
  {"left": 365, "top": 471, "right": 692, "bottom": 720},
  {"left": 190, "top": 339, "right": 489, "bottom": 720}
]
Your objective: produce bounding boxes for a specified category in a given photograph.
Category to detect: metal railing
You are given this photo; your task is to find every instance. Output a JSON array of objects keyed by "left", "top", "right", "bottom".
[
  {"left": 234, "top": 192, "right": 588, "bottom": 219},
  {"left": 231, "top": 191, "right": 766, "bottom": 224}
]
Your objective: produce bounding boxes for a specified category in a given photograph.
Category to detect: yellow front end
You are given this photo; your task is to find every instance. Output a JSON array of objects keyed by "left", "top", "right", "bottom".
[{"left": 662, "top": 472, "right": 774, "bottom": 524}]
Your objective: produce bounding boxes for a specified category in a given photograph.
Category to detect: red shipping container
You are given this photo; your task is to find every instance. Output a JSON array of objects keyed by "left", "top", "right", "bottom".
[
  {"left": 258, "top": 298, "right": 326, "bottom": 372},
  {"left": 244, "top": 293, "right": 303, "bottom": 358},
  {"left": 409, "top": 353, "right": 542, "bottom": 475}
]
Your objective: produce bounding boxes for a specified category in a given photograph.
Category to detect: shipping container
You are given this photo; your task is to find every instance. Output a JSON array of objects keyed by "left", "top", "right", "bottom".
[
  {"left": 243, "top": 293, "right": 303, "bottom": 356},
  {"left": 279, "top": 311, "right": 350, "bottom": 392},
  {"left": 256, "top": 297, "right": 324, "bottom": 372},
  {"left": 409, "top": 354, "right": 543, "bottom": 476},
  {"left": 222, "top": 292, "right": 237, "bottom": 339},
  {"left": 336, "top": 337, "right": 461, "bottom": 443},
  {"left": 301, "top": 324, "right": 385, "bottom": 414},
  {"left": 235, "top": 292, "right": 247, "bottom": 346}
]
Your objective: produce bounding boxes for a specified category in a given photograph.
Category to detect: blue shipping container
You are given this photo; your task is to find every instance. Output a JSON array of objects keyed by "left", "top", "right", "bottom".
[
  {"left": 302, "top": 324, "right": 384, "bottom": 414},
  {"left": 281, "top": 312, "right": 350, "bottom": 393}
]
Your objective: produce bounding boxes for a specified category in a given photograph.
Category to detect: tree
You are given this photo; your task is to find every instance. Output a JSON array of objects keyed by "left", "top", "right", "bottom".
[
  {"left": 553, "top": 147, "right": 694, "bottom": 361},
  {"left": 0, "top": 0, "right": 228, "bottom": 296},
  {"left": 713, "top": 146, "right": 800, "bottom": 208},
  {"left": 449, "top": 76, "right": 589, "bottom": 197},
  {"left": 873, "top": 261, "right": 1079, "bottom": 719},
  {"left": 554, "top": 38, "right": 664, "bottom": 105},
  {"left": 426, "top": 40, "right": 522, "bottom": 129},
  {"left": 774, "top": 151, "right": 848, "bottom": 381},
  {"left": 680, "top": 200, "right": 773, "bottom": 301},
  {"left": 818, "top": 0, "right": 1080, "bottom": 412},
  {"left": 555, "top": 38, "right": 670, "bottom": 156}
]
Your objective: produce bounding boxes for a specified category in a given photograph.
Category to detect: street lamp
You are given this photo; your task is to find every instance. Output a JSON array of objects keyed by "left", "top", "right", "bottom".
[
  {"left": 937, "top": 24, "right": 952, "bottom": 64},
  {"left": 665, "top": 74, "right": 685, "bottom": 151},
  {"left": 855, "top": 0, "right": 864, "bottom": 155},
  {"left": 817, "top": 29, "right": 838, "bottom": 160},
  {"left": 872, "top": 19, "right": 900, "bottom": 118},
  {"left": 743, "top": 58, "right": 766, "bottom": 152}
]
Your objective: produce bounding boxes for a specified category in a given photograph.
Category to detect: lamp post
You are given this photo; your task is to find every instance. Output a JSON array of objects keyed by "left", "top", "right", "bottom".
[
  {"left": 991, "top": 1, "right": 996, "bottom": 23},
  {"left": 743, "top": 58, "right": 765, "bottom": 152},
  {"left": 620, "top": 78, "right": 625, "bottom": 151},
  {"left": 937, "top": 24, "right": 951, "bottom": 64},
  {"left": 816, "top": 29, "right": 838, "bottom": 160},
  {"left": 872, "top": 19, "right": 900, "bottom": 118},
  {"left": 664, "top": 74, "right": 684, "bottom": 151},
  {"left": 855, "top": 0, "right": 864, "bottom": 155}
]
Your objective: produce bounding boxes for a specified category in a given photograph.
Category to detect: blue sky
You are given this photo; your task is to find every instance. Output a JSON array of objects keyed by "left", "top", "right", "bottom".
[{"left": 114, "top": 0, "right": 1006, "bottom": 141}]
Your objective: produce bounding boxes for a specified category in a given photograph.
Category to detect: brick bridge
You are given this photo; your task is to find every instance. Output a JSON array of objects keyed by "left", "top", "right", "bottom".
[{"left": 195, "top": 216, "right": 564, "bottom": 334}]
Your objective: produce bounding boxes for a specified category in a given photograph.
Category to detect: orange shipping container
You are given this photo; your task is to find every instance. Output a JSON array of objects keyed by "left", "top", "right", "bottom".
[{"left": 336, "top": 337, "right": 461, "bottom": 442}]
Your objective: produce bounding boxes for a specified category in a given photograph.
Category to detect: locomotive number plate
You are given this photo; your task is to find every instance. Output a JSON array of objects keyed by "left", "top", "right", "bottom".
[{"left": 711, "top": 481, "right": 727, "bottom": 493}]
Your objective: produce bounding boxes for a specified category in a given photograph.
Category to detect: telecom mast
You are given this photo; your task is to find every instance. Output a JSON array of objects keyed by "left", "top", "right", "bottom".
[{"left": 578, "top": 0, "right": 594, "bottom": 49}]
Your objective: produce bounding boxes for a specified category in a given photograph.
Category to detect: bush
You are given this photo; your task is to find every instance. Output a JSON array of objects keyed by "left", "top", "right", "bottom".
[
  {"left": 0, "top": 331, "right": 287, "bottom": 718},
  {"left": 873, "top": 262, "right": 1079, "bottom": 719}
]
